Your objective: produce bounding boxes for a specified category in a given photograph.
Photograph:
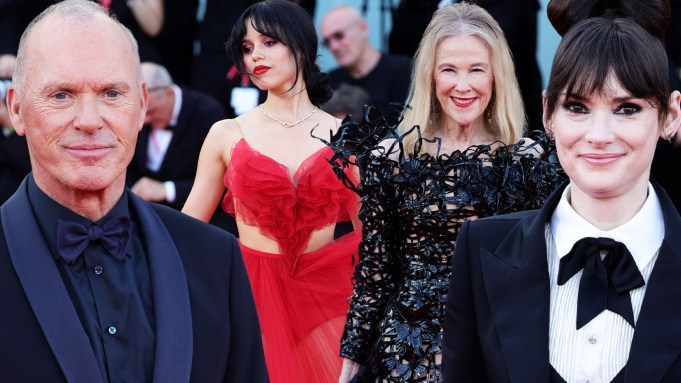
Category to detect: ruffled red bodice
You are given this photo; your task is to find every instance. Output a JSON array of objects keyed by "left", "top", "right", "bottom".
[{"left": 223, "top": 138, "right": 359, "bottom": 272}]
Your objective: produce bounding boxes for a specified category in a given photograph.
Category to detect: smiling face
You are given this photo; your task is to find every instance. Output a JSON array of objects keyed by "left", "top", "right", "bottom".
[
  {"left": 434, "top": 35, "right": 494, "bottom": 130},
  {"left": 241, "top": 20, "right": 299, "bottom": 94},
  {"left": 7, "top": 12, "right": 147, "bottom": 203},
  {"left": 548, "top": 74, "right": 669, "bottom": 201}
]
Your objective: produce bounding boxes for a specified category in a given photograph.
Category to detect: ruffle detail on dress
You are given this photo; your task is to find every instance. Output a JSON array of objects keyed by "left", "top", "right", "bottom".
[
  {"left": 319, "top": 106, "right": 566, "bottom": 213},
  {"left": 223, "top": 138, "right": 359, "bottom": 273}
]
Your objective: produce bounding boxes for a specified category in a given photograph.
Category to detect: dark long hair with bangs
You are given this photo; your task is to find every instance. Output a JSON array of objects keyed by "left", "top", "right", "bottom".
[
  {"left": 227, "top": 0, "right": 332, "bottom": 106},
  {"left": 544, "top": 0, "right": 671, "bottom": 124}
]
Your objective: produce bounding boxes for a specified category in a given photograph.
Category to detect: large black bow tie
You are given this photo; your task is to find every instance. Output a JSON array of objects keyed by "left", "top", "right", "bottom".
[
  {"left": 557, "top": 237, "right": 645, "bottom": 329},
  {"left": 57, "top": 216, "right": 131, "bottom": 264}
]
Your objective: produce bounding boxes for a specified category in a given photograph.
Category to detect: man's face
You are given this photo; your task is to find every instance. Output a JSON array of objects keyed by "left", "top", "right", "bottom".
[
  {"left": 144, "top": 86, "right": 173, "bottom": 130},
  {"left": 7, "top": 13, "right": 147, "bottom": 198},
  {"left": 320, "top": 11, "right": 364, "bottom": 70}
]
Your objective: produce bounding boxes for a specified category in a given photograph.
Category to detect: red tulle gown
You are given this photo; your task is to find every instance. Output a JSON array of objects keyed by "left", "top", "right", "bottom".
[{"left": 223, "top": 138, "right": 360, "bottom": 382}]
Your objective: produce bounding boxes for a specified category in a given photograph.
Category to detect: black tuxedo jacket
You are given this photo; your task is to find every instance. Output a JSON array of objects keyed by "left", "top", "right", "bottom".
[
  {"left": 443, "top": 181, "right": 681, "bottom": 383},
  {"left": 0, "top": 177, "right": 268, "bottom": 382},
  {"left": 127, "top": 86, "right": 227, "bottom": 210}
]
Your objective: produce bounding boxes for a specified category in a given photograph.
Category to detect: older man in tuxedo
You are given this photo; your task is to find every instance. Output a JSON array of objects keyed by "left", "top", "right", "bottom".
[{"left": 0, "top": 1, "right": 267, "bottom": 381}]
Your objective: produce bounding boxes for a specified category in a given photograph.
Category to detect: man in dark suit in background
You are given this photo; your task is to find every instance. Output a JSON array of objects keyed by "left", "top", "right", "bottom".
[
  {"left": 0, "top": 1, "right": 267, "bottom": 381},
  {"left": 127, "top": 61, "right": 237, "bottom": 235}
]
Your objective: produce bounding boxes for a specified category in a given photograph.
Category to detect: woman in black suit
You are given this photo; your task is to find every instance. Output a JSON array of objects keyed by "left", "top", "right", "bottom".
[{"left": 443, "top": 1, "right": 681, "bottom": 382}]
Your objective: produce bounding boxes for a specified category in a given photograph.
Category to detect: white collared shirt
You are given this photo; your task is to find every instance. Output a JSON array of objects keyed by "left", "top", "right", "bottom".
[
  {"left": 547, "top": 183, "right": 664, "bottom": 383},
  {"left": 146, "top": 84, "right": 182, "bottom": 172},
  {"left": 146, "top": 85, "right": 182, "bottom": 202}
]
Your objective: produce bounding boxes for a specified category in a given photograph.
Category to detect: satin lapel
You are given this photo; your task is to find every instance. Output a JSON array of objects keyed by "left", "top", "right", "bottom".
[
  {"left": 128, "top": 192, "right": 193, "bottom": 383},
  {"left": 480, "top": 184, "right": 564, "bottom": 382},
  {"left": 1, "top": 179, "right": 103, "bottom": 383},
  {"left": 625, "top": 183, "right": 681, "bottom": 382}
]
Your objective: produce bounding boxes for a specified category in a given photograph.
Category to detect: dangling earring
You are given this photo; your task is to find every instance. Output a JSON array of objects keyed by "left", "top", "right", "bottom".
[{"left": 665, "top": 115, "right": 676, "bottom": 143}]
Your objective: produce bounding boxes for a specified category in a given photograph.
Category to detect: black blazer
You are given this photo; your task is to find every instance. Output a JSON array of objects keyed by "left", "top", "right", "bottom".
[
  {"left": 0, "top": 177, "right": 268, "bottom": 382},
  {"left": 127, "top": 86, "right": 227, "bottom": 210},
  {"left": 443, "top": 181, "right": 681, "bottom": 383}
]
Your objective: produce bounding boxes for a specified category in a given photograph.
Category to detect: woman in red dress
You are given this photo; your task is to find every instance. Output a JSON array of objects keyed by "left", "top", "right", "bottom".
[{"left": 183, "top": 1, "right": 361, "bottom": 382}]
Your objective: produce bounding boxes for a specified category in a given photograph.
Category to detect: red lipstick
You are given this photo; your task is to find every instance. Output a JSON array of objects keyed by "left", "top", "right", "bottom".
[{"left": 253, "top": 65, "right": 270, "bottom": 76}]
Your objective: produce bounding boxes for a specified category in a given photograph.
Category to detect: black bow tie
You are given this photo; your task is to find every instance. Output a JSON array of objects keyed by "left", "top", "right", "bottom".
[
  {"left": 557, "top": 237, "right": 645, "bottom": 329},
  {"left": 57, "top": 216, "right": 131, "bottom": 264}
]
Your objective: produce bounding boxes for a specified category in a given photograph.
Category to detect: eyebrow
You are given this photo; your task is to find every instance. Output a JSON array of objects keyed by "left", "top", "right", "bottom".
[
  {"left": 436, "top": 62, "right": 489, "bottom": 69},
  {"left": 562, "top": 93, "right": 638, "bottom": 102},
  {"left": 242, "top": 33, "right": 273, "bottom": 43},
  {"left": 43, "top": 81, "right": 132, "bottom": 92}
]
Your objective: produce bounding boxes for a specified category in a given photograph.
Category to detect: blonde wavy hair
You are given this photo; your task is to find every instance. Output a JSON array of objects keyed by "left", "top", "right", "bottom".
[{"left": 399, "top": 1, "right": 526, "bottom": 155}]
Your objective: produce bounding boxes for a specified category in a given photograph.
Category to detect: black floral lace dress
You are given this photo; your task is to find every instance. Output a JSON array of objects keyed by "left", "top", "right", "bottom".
[{"left": 320, "top": 108, "right": 567, "bottom": 383}]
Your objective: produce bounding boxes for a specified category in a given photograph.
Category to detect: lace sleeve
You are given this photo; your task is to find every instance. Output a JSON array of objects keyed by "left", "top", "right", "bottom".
[
  {"left": 340, "top": 151, "right": 401, "bottom": 362},
  {"left": 316, "top": 108, "right": 403, "bottom": 362}
]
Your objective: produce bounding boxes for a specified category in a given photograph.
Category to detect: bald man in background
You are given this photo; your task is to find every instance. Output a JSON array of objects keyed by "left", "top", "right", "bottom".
[{"left": 320, "top": 5, "right": 412, "bottom": 119}]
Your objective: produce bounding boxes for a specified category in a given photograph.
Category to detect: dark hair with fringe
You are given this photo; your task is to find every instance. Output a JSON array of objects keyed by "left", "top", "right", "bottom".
[
  {"left": 226, "top": 0, "right": 332, "bottom": 106},
  {"left": 544, "top": 0, "right": 671, "bottom": 123}
]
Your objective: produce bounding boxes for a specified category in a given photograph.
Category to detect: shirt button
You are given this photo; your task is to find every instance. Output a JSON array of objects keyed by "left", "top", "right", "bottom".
[
  {"left": 94, "top": 266, "right": 104, "bottom": 275},
  {"left": 108, "top": 326, "right": 117, "bottom": 335},
  {"left": 588, "top": 336, "right": 597, "bottom": 344}
]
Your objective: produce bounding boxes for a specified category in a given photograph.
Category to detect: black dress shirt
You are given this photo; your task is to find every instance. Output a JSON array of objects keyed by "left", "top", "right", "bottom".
[{"left": 27, "top": 176, "right": 155, "bottom": 383}]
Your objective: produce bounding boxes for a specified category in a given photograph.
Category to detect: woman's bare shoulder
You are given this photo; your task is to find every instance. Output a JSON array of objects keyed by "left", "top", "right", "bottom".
[
  {"left": 210, "top": 114, "right": 252, "bottom": 140},
  {"left": 202, "top": 118, "right": 247, "bottom": 160}
]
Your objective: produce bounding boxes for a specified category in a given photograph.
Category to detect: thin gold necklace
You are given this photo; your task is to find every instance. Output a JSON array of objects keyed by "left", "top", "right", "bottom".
[{"left": 259, "top": 104, "right": 317, "bottom": 128}]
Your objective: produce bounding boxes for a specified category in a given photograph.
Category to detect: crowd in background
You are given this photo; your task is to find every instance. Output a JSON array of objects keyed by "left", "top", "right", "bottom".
[
  {"left": 5, "top": 0, "right": 679, "bottom": 211},
  {"left": 0, "top": 0, "right": 554, "bottom": 218}
]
